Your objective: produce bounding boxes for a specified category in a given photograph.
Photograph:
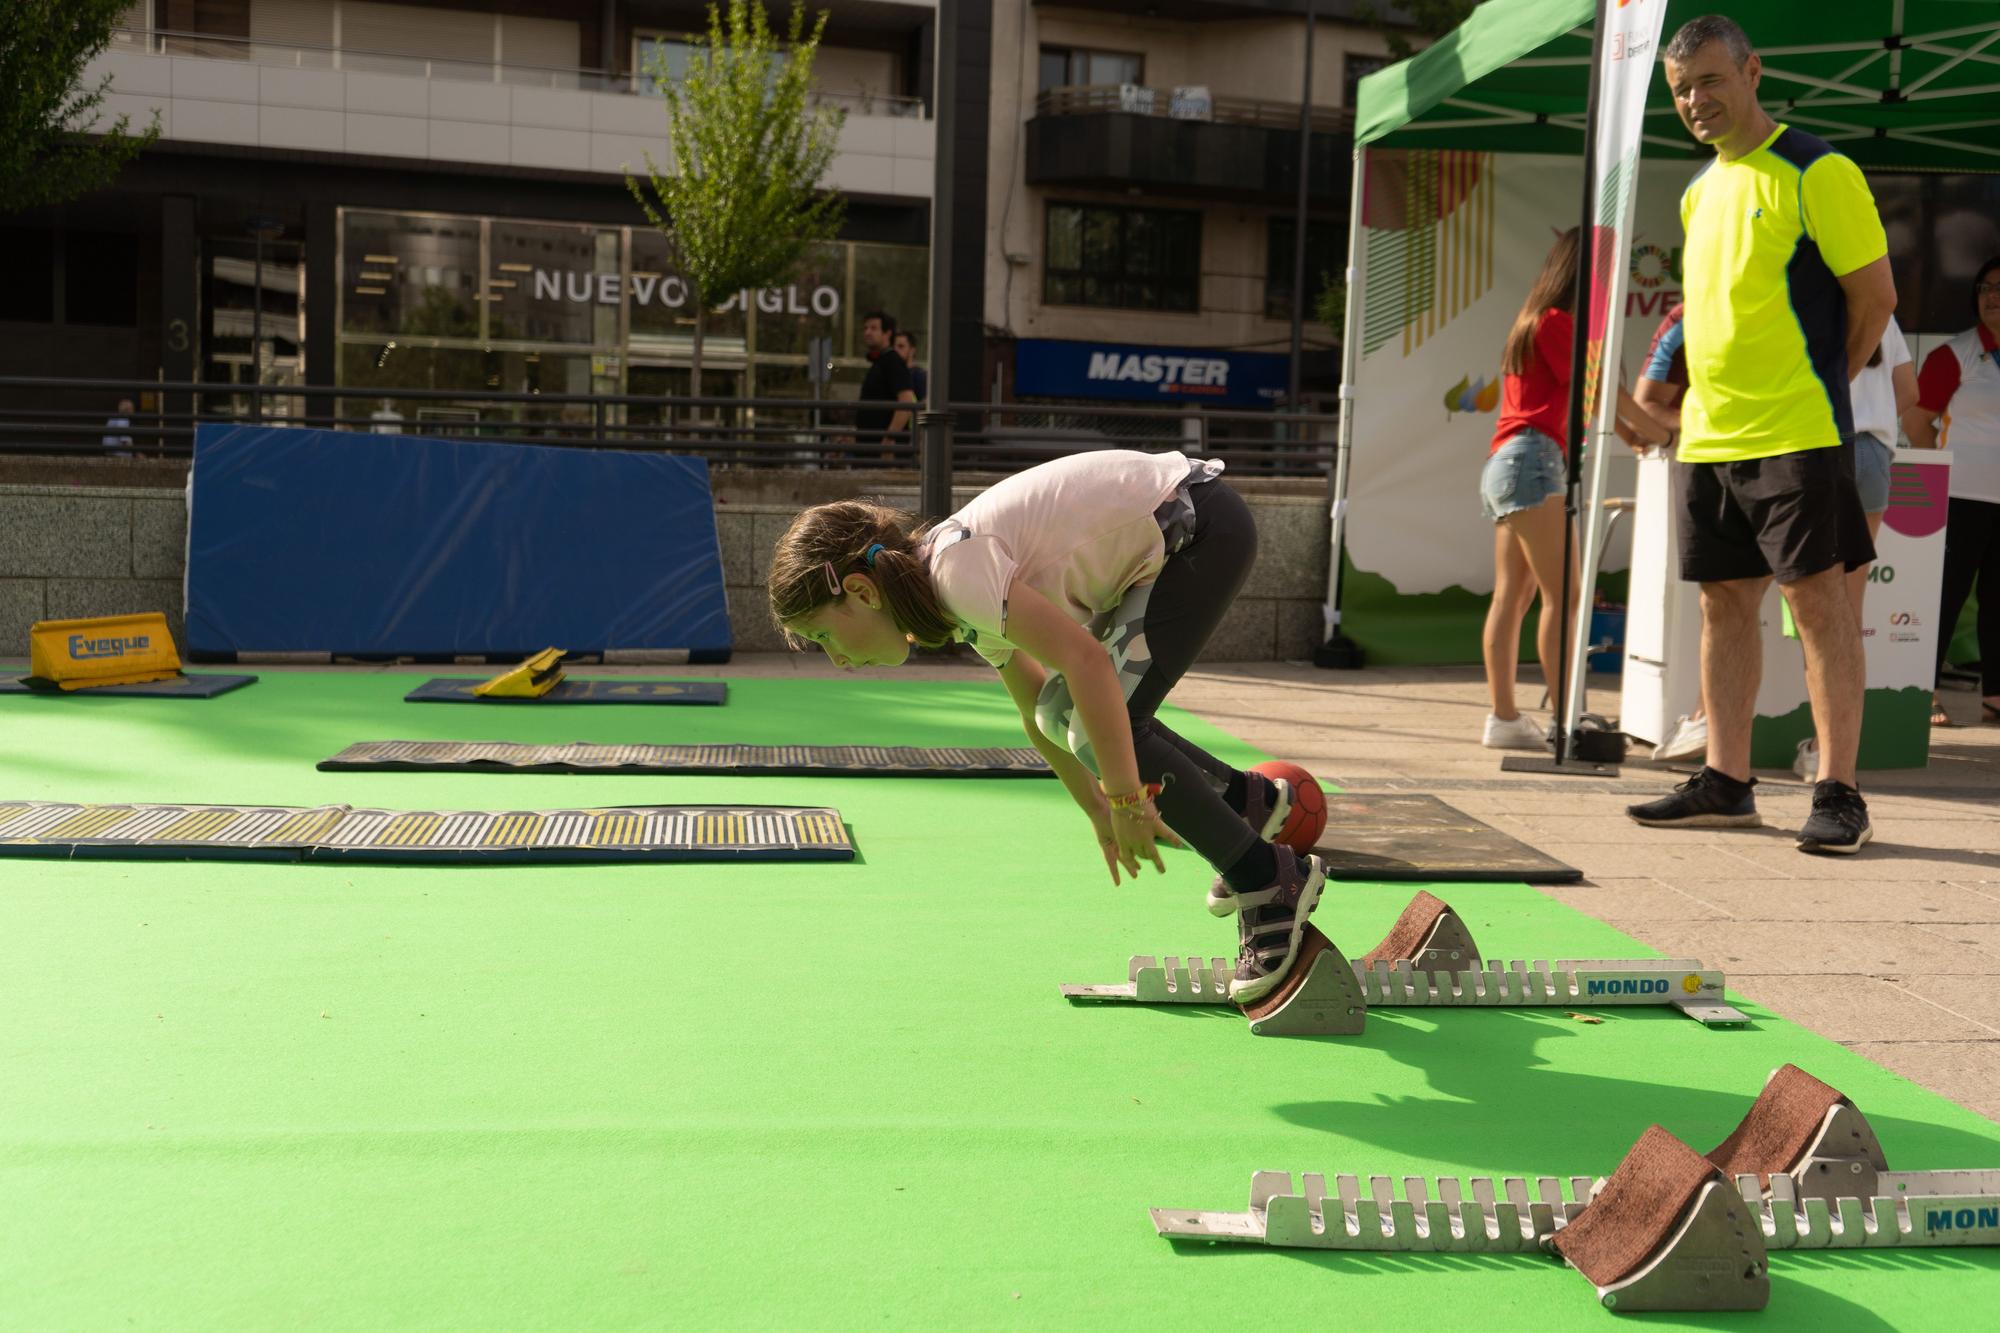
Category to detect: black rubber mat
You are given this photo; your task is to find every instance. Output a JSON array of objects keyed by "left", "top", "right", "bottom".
[
  {"left": 319, "top": 740, "right": 1052, "bottom": 777},
  {"left": 405, "top": 678, "right": 726, "bottom": 705},
  {"left": 1313, "top": 792, "right": 1581, "bottom": 883},
  {"left": 0, "top": 673, "right": 257, "bottom": 699},
  {"left": 0, "top": 801, "right": 851, "bottom": 864}
]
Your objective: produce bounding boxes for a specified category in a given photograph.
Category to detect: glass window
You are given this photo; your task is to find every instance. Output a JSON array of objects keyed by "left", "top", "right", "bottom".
[
  {"left": 1037, "top": 49, "right": 1068, "bottom": 92},
  {"left": 752, "top": 242, "right": 846, "bottom": 357},
  {"left": 1037, "top": 47, "right": 1142, "bottom": 89},
  {"left": 204, "top": 237, "right": 304, "bottom": 396},
  {"left": 342, "top": 210, "right": 480, "bottom": 339},
  {"left": 627, "top": 227, "right": 748, "bottom": 349},
  {"left": 636, "top": 36, "right": 695, "bottom": 92},
  {"left": 849, "top": 241, "right": 928, "bottom": 360},
  {"left": 0, "top": 227, "right": 56, "bottom": 322},
  {"left": 65, "top": 231, "right": 141, "bottom": 326},
  {"left": 488, "top": 220, "right": 619, "bottom": 347},
  {"left": 1087, "top": 51, "right": 1142, "bottom": 86},
  {"left": 1266, "top": 215, "right": 1346, "bottom": 321},
  {"left": 1045, "top": 203, "right": 1198, "bottom": 313},
  {"left": 336, "top": 341, "right": 486, "bottom": 428}
]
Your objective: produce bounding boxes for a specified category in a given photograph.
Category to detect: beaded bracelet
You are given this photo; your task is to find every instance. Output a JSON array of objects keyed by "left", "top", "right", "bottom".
[{"left": 1103, "top": 782, "right": 1163, "bottom": 811}]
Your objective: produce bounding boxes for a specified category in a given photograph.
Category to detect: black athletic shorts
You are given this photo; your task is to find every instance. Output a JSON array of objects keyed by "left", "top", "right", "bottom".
[{"left": 1674, "top": 444, "right": 1875, "bottom": 585}]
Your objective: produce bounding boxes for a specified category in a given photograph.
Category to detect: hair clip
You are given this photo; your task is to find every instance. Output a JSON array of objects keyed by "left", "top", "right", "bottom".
[
  {"left": 821, "top": 560, "right": 841, "bottom": 596},
  {"left": 863, "top": 542, "right": 885, "bottom": 568}
]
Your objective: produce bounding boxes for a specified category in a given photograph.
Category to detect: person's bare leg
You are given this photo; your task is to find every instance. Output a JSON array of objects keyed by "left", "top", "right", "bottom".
[
  {"left": 1783, "top": 564, "right": 1867, "bottom": 787},
  {"left": 1483, "top": 522, "right": 1537, "bottom": 719},
  {"left": 1699, "top": 577, "right": 1769, "bottom": 781},
  {"left": 1504, "top": 494, "right": 1578, "bottom": 715}
]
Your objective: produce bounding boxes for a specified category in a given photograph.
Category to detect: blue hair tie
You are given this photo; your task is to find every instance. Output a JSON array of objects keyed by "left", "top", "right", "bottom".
[{"left": 863, "top": 543, "right": 886, "bottom": 567}]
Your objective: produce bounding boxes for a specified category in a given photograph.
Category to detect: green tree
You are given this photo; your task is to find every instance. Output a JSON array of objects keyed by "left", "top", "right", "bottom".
[
  {"left": 1313, "top": 273, "right": 1347, "bottom": 334},
  {"left": 1359, "top": 0, "right": 1487, "bottom": 61},
  {"left": 625, "top": 0, "right": 845, "bottom": 403},
  {"left": 0, "top": 0, "right": 160, "bottom": 213}
]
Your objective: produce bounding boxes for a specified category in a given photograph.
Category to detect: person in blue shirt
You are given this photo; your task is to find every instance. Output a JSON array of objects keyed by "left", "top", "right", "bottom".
[{"left": 894, "top": 330, "right": 929, "bottom": 405}]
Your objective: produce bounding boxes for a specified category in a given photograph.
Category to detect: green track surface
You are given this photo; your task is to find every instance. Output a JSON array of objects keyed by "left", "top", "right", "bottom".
[{"left": 3, "top": 673, "right": 1996, "bottom": 1329}]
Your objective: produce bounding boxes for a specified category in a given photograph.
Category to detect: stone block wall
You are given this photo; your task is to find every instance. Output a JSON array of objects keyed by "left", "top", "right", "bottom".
[
  {"left": 0, "top": 485, "right": 187, "bottom": 656},
  {"left": 0, "top": 472, "right": 1331, "bottom": 661}
]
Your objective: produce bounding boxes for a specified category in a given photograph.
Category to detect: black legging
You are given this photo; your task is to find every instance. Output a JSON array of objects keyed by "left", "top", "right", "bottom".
[
  {"left": 1936, "top": 496, "right": 2000, "bottom": 695},
  {"left": 1122, "top": 480, "right": 1265, "bottom": 875}
]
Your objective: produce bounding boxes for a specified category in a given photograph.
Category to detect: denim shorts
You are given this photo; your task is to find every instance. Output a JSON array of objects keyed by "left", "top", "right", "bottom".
[
  {"left": 1480, "top": 429, "right": 1567, "bottom": 522},
  {"left": 1852, "top": 432, "right": 1894, "bottom": 514}
]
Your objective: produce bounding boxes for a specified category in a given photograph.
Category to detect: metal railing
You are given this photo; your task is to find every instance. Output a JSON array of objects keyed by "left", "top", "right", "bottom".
[
  {"left": 0, "top": 378, "right": 1336, "bottom": 479},
  {"left": 1034, "top": 84, "right": 1354, "bottom": 135},
  {"left": 108, "top": 27, "right": 928, "bottom": 118}
]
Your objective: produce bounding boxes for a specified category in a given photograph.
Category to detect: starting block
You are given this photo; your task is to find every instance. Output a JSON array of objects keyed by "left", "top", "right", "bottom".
[
  {"left": 1058, "top": 890, "right": 1747, "bottom": 1032},
  {"left": 23, "top": 613, "right": 181, "bottom": 691},
  {"left": 473, "top": 646, "right": 565, "bottom": 698},
  {"left": 1151, "top": 1064, "right": 1999, "bottom": 1314},
  {"left": 1712, "top": 1064, "right": 2000, "bottom": 1248}
]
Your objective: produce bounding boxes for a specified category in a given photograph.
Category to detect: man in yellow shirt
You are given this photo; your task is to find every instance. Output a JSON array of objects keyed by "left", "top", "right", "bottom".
[{"left": 1626, "top": 15, "right": 1896, "bottom": 853}]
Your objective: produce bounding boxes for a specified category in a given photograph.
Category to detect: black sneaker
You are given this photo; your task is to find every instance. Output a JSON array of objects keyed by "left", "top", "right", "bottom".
[
  {"left": 1625, "top": 767, "right": 1761, "bottom": 828},
  {"left": 1798, "top": 780, "right": 1871, "bottom": 854},
  {"left": 1227, "top": 847, "right": 1327, "bottom": 1003},
  {"left": 1205, "top": 771, "right": 1294, "bottom": 916}
]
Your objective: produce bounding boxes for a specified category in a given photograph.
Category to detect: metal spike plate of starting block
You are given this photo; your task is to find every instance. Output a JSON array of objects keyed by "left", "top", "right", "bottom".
[
  {"left": 1743, "top": 1170, "right": 2000, "bottom": 1249},
  {"left": 1060, "top": 924, "right": 1367, "bottom": 1037},
  {"left": 1153, "top": 1171, "right": 1599, "bottom": 1252},
  {"left": 1061, "top": 929, "right": 1746, "bottom": 1027}
]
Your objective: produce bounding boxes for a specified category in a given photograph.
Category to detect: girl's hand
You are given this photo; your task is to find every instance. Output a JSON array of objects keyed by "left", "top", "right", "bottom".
[{"left": 1089, "top": 802, "right": 1182, "bottom": 885}]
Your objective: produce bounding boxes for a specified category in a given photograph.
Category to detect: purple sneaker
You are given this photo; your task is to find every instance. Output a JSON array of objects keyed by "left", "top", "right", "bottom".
[
  {"left": 1205, "top": 770, "right": 1294, "bottom": 916},
  {"left": 1228, "top": 846, "right": 1328, "bottom": 1003}
]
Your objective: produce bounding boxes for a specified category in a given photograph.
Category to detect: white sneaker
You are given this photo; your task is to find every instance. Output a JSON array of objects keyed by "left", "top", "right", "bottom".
[
  {"left": 1793, "top": 738, "right": 1819, "bottom": 783},
  {"left": 1482, "top": 713, "right": 1549, "bottom": 750},
  {"left": 1654, "top": 714, "right": 1709, "bottom": 762}
]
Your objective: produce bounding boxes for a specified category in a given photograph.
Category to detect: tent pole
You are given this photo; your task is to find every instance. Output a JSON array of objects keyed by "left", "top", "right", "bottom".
[
  {"left": 1550, "top": 0, "right": 1611, "bottom": 766},
  {"left": 1286, "top": 1, "right": 1316, "bottom": 413},
  {"left": 1316, "top": 144, "right": 1370, "bottom": 669}
]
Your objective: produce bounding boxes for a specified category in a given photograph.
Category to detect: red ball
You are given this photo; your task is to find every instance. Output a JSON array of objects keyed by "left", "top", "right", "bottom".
[{"left": 1249, "top": 760, "right": 1327, "bottom": 854}]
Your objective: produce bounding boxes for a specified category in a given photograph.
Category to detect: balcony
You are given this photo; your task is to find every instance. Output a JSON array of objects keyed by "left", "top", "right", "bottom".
[
  {"left": 88, "top": 27, "right": 933, "bottom": 197},
  {"left": 1026, "top": 84, "right": 1352, "bottom": 207}
]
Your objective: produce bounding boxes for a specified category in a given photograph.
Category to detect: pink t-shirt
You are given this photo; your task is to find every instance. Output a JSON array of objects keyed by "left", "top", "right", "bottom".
[{"left": 927, "top": 450, "right": 1217, "bottom": 667}]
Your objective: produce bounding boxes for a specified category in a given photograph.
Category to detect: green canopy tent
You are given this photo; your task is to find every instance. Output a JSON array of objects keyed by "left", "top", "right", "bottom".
[{"left": 1322, "top": 0, "right": 2000, "bottom": 717}]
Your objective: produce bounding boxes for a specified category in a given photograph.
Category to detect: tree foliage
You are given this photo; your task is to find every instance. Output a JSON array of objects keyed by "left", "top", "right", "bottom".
[
  {"left": 0, "top": 0, "right": 160, "bottom": 214},
  {"left": 625, "top": 1, "right": 845, "bottom": 397}
]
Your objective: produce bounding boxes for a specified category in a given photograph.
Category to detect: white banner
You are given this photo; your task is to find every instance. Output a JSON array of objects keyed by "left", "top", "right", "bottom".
[
  {"left": 1565, "top": 0, "right": 1671, "bottom": 728},
  {"left": 1343, "top": 152, "right": 1688, "bottom": 655}
]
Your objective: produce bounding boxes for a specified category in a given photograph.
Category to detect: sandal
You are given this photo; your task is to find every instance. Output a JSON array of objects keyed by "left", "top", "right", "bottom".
[
  {"left": 1930, "top": 699, "right": 1955, "bottom": 727},
  {"left": 1982, "top": 701, "right": 2000, "bottom": 726}
]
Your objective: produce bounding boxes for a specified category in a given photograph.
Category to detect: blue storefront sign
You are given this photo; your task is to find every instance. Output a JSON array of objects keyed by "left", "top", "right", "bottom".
[{"left": 1014, "top": 339, "right": 1289, "bottom": 408}]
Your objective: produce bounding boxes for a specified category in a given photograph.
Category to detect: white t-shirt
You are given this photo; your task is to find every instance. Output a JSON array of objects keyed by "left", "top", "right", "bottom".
[
  {"left": 927, "top": 450, "right": 1214, "bottom": 668},
  {"left": 1848, "top": 315, "right": 1911, "bottom": 443}
]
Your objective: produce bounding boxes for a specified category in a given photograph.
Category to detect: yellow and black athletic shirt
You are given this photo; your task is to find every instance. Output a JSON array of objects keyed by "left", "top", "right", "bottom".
[{"left": 1678, "top": 124, "right": 1888, "bottom": 464}]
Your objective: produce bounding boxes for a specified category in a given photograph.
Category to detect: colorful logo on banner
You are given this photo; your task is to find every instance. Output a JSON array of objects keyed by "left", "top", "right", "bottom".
[
  {"left": 1885, "top": 459, "right": 1950, "bottom": 538},
  {"left": 1358, "top": 149, "right": 1497, "bottom": 358},
  {"left": 1442, "top": 374, "right": 1500, "bottom": 417}
]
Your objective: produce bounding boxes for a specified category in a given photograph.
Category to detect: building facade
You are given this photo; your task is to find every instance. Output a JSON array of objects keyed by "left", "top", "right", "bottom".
[
  {"left": 5, "top": 0, "right": 1414, "bottom": 439},
  {"left": 973, "top": 1, "right": 1402, "bottom": 415},
  {"left": 1, "top": 0, "right": 938, "bottom": 433}
]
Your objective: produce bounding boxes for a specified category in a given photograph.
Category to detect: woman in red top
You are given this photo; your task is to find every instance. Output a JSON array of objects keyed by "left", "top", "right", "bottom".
[{"left": 1480, "top": 229, "right": 1668, "bottom": 749}]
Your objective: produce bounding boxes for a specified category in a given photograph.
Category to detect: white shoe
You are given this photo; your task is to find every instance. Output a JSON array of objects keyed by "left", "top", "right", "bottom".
[
  {"left": 1654, "top": 714, "right": 1709, "bottom": 762},
  {"left": 1792, "top": 738, "right": 1819, "bottom": 783},
  {"left": 1482, "top": 713, "right": 1549, "bottom": 750}
]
